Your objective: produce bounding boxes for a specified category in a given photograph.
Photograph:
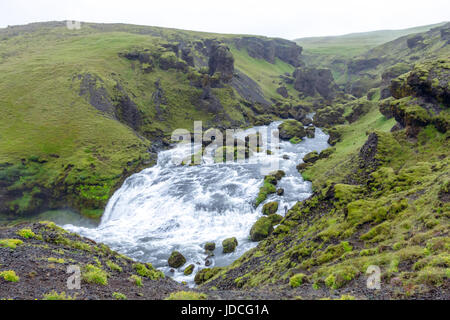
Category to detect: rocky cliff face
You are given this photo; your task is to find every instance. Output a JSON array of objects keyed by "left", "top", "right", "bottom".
[
  {"left": 208, "top": 42, "right": 235, "bottom": 82},
  {"left": 380, "top": 59, "right": 449, "bottom": 136},
  {"left": 343, "top": 23, "right": 450, "bottom": 98},
  {"left": 293, "top": 67, "right": 337, "bottom": 100},
  {"left": 234, "top": 36, "right": 303, "bottom": 67}
]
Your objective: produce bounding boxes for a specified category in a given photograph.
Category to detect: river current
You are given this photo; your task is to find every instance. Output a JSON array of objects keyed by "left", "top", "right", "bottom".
[{"left": 65, "top": 121, "right": 329, "bottom": 285}]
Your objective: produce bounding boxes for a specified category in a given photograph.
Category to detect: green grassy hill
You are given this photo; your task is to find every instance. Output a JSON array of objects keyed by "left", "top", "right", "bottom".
[
  {"left": 199, "top": 58, "right": 449, "bottom": 299},
  {"left": 0, "top": 20, "right": 448, "bottom": 300},
  {"left": 296, "top": 22, "right": 446, "bottom": 58},
  {"left": 191, "top": 23, "right": 450, "bottom": 300},
  {"left": 0, "top": 21, "right": 304, "bottom": 219},
  {"left": 296, "top": 22, "right": 448, "bottom": 86}
]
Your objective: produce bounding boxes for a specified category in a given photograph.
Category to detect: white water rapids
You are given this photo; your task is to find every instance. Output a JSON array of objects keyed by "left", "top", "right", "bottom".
[{"left": 64, "top": 121, "right": 329, "bottom": 286}]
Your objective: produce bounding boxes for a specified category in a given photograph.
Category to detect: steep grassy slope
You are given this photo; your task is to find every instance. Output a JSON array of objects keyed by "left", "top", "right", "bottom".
[
  {"left": 0, "top": 21, "right": 304, "bottom": 219},
  {"left": 197, "top": 56, "right": 449, "bottom": 299}
]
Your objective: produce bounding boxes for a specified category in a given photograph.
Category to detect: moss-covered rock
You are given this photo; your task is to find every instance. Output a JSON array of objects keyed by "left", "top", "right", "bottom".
[
  {"left": 313, "top": 105, "right": 345, "bottom": 128},
  {"left": 255, "top": 176, "right": 278, "bottom": 207},
  {"left": 194, "top": 267, "right": 224, "bottom": 285},
  {"left": 303, "top": 151, "right": 320, "bottom": 164},
  {"left": 278, "top": 120, "right": 306, "bottom": 140},
  {"left": 222, "top": 237, "right": 238, "bottom": 253},
  {"left": 204, "top": 242, "right": 216, "bottom": 252},
  {"left": 250, "top": 217, "right": 274, "bottom": 241},
  {"left": 319, "top": 147, "right": 335, "bottom": 159},
  {"left": 345, "top": 99, "right": 374, "bottom": 123},
  {"left": 326, "top": 127, "right": 342, "bottom": 146},
  {"left": 168, "top": 251, "right": 186, "bottom": 268},
  {"left": 268, "top": 214, "right": 283, "bottom": 225},
  {"left": 183, "top": 264, "right": 195, "bottom": 276},
  {"left": 262, "top": 201, "right": 279, "bottom": 215},
  {"left": 270, "top": 170, "right": 286, "bottom": 181}
]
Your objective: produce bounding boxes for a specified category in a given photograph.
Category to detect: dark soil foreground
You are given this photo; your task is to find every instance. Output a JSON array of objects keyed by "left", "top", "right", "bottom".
[
  {"left": 1, "top": 222, "right": 448, "bottom": 300},
  {"left": 0, "top": 222, "right": 184, "bottom": 300}
]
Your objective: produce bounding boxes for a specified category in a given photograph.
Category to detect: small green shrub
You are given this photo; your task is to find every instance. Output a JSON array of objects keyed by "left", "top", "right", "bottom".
[
  {"left": 134, "top": 263, "right": 165, "bottom": 280},
  {"left": 47, "top": 257, "right": 65, "bottom": 264},
  {"left": 112, "top": 292, "right": 127, "bottom": 300},
  {"left": 0, "top": 270, "right": 20, "bottom": 282},
  {"left": 43, "top": 291, "right": 74, "bottom": 300},
  {"left": 324, "top": 266, "right": 358, "bottom": 290},
  {"left": 0, "top": 239, "right": 23, "bottom": 249},
  {"left": 166, "top": 291, "right": 207, "bottom": 300},
  {"left": 129, "top": 275, "right": 143, "bottom": 287},
  {"left": 16, "top": 228, "right": 36, "bottom": 239},
  {"left": 82, "top": 264, "right": 108, "bottom": 285},
  {"left": 290, "top": 273, "right": 306, "bottom": 288},
  {"left": 106, "top": 260, "right": 123, "bottom": 273}
]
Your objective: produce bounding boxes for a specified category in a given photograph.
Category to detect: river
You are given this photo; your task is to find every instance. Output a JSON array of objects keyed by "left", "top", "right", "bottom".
[{"left": 64, "top": 121, "right": 329, "bottom": 286}]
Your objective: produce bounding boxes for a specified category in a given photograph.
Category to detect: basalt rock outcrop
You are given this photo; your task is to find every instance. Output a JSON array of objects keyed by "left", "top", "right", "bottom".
[
  {"left": 380, "top": 59, "right": 449, "bottom": 136},
  {"left": 208, "top": 42, "right": 235, "bottom": 83},
  {"left": 234, "top": 37, "right": 303, "bottom": 67},
  {"left": 79, "top": 74, "right": 142, "bottom": 131},
  {"left": 348, "top": 58, "right": 382, "bottom": 74},
  {"left": 293, "top": 67, "right": 337, "bottom": 100}
]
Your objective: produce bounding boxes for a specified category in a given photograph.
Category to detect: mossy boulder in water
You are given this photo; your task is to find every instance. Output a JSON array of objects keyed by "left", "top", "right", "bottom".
[
  {"left": 278, "top": 120, "right": 306, "bottom": 140},
  {"left": 222, "top": 237, "right": 238, "bottom": 253},
  {"left": 168, "top": 251, "right": 186, "bottom": 268},
  {"left": 204, "top": 242, "right": 216, "bottom": 251},
  {"left": 270, "top": 170, "right": 286, "bottom": 181},
  {"left": 262, "top": 201, "right": 279, "bottom": 215},
  {"left": 183, "top": 264, "right": 195, "bottom": 276},
  {"left": 250, "top": 217, "right": 274, "bottom": 241},
  {"left": 255, "top": 175, "right": 278, "bottom": 206},
  {"left": 306, "top": 126, "right": 316, "bottom": 138}
]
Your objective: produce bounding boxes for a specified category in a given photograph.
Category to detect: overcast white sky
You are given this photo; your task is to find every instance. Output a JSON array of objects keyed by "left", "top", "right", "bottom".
[{"left": 0, "top": 0, "right": 449, "bottom": 39}]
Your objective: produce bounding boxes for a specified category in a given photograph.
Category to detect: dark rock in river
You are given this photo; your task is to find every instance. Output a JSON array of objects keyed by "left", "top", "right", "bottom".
[
  {"left": 262, "top": 201, "right": 279, "bottom": 215},
  {"left": 183, "top": 264, "right": 195, "bottom": 276},
  {"left": 168, "top": 251, "right": 186, "bottom": 268},
  {"left": 204, "top": 242, "right": 216, "bottom": 252},
  {"left": 222, "top": 237, "right": 238, "bottom": 253},
  {"left": 306, "top": 126, "right": 315, "bottom": 138}
]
